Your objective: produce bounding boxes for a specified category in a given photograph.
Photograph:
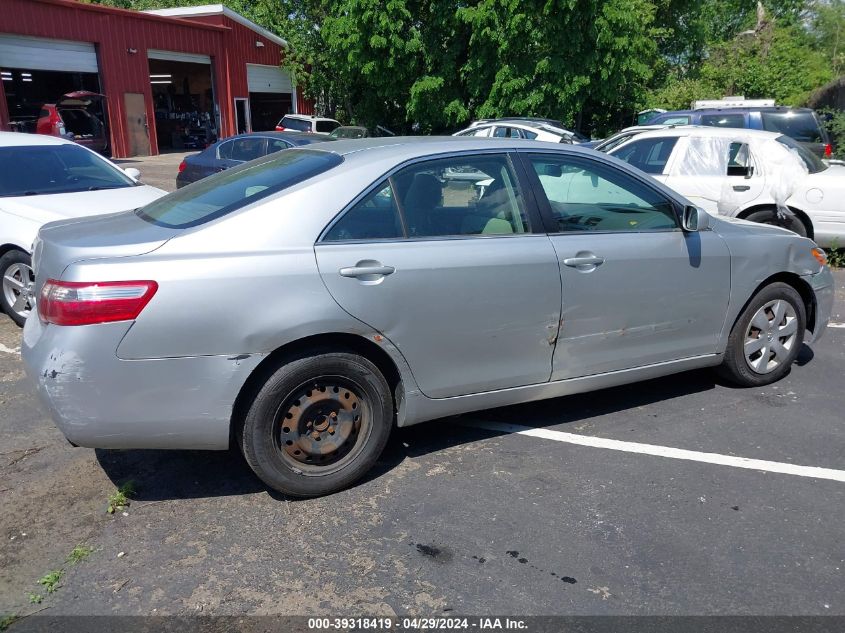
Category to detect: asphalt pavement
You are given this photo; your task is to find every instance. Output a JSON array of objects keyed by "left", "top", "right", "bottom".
[{"left": 0, "top": 264, "right": 843, "bottom": 622}]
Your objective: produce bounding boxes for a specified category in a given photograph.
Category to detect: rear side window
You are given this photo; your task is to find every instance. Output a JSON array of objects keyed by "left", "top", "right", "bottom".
[
  {"left": 230, "top": 137, "right": 266, "bottom": 161},
  {"left": 610, "top": 137, "right": 679, "bottom": 174},
  {"left": 700, "top": 113, "right": 745, "bottom": 128},
  {"left": 279, "top": 116, "right": 311, "bottom": 132},
  {"left": 137, "top": 149, "right": 343, "bottom": 228},
  {"left": 316, "top": 120, "right": 340, "bottom": 133},
  {"left": 323, "top": 182, "right": 403, "bottom": 241},
  {"left": 761, "top": 111, "right": 824, "bottom": 143}
]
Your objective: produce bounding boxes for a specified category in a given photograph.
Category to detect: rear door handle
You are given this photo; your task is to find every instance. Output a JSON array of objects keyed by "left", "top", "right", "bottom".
[
  {"left": 732, "top": 185, "right": 750, "bottom": 192},
  {"left": 563, "top": 255, "right": 605, "bottom": 268},
  {"left": 339, "top": 265, "right": 395, "bottom": 278}
]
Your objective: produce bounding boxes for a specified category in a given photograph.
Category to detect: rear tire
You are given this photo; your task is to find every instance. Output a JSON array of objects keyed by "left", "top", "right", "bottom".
[
  {"left": 240, "top": 352, "right": 393, "bottom": 497},
  {"left": 0, "top": 250, "right": 34, "bottom": 327},
  {"left": 744, "top": 208, "right": 808, "bottom": 238},
  {"left": 717, "top": 282, "right": 805, "bottom": 387}
]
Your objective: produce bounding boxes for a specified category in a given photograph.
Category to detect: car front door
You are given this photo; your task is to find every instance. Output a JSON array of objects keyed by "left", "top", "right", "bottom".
[
  {"left": 521, "top": 151, "right": 732, "bottom": 380},
  {"left": 314, "top": 152, "right": 562, "bottom": 398}
]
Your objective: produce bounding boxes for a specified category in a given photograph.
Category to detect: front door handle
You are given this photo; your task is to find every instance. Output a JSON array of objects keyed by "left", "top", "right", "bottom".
[
  {"left": 563, "top": 255, "right": 605, "bottom": 268},
  {"left": 339, "top": 264, "right": 395, "bottom": 278},
  {"left": 732, "top": 185, "right": 751, "bottom": 192}
]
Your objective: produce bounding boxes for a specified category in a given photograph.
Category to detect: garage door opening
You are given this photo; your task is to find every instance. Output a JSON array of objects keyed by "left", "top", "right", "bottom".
[
  {"left": 246, "top": 64, "right": 294, "bottom": 132},
  {"left": 148, "top": 54, "right": 217, "bottom": 152},
  {"left": 1, "top": 35, "right": 108, "bottom": 153}
]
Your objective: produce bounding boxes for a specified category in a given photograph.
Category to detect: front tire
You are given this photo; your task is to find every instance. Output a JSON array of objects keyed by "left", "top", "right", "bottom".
[
  {"left": 0, "top": 250, "right": 35, "bottom": 327},
  {"left": 744, "top": 208, "right": 808, "bottom": 238},
  {"left": 717, "top": 282, "right": 805, "bottom": 387},
  {"left": 240, "top": 352, "right": 393, "bottom": 497}
]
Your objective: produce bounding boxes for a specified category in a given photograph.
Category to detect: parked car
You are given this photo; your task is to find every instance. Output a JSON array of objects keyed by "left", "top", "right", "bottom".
[
  {"left": 36, "top": 91, "right": 108, "bottom": 154},
  {"left": 22, "top": 137, "right": 832, "bottom": 497},
  {"left": 645, "top": 107, "right": 832, "bottom": 158},
  {"left": 0, "top": 132, "right": 166, "bottom": 325},
  {"left": 453, "top": 118, "right": 578, "bottom": 143},
  {"left": 177, "top": 131, "right": 331, "bottom": 187},
  {"left": 275, "top": 114, "right": 341, "bottom": 135},
  {"left": 328, "top": 125, "right": 396, "bottom": 139},
  {"left": 607, "top": 126, "right": 845, "bottom": 246},
  {"left": 582, "top": 124, "right": 671, "bottom": 151}
]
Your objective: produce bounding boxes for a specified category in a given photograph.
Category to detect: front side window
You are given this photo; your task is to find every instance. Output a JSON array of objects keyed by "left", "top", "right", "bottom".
[
  {"left": 700, "top": 113, "right": 745, "bottom": 128},
  {"left": 322, "top": 154, "right": 531, "bottom": 241},
  {"left": 0, "top": 144, "right": 134, "bottom": 197},
  {"left": 610, "top": 136, "right": 679, "bottom": 174},
  {"left": 493, "top": 126, "right": 520, "bottom": 138},
  {"left": 527, "top": 154, "right": 678, "bottom": 233},
  {"left": 316, "top": 120, "right": 340, "bottom": 133},
  {"left": 138, "top": 149, "right": 343, "bottom": 228}
]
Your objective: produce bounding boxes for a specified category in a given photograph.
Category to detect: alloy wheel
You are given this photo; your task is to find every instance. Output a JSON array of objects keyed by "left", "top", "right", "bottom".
[
  {"left": 2, "top": 262, "right": 35, "bottom": 320},
  {"left": 744, "top": 299, "right": 798, "bottom": 374}
]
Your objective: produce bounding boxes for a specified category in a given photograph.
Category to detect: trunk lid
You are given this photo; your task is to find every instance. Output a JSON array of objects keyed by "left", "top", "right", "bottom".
[{"left": 33, "top": 211, "right": 177, "bottom": 288}]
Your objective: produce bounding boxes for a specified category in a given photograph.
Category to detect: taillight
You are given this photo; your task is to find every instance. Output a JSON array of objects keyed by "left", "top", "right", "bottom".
[
  {"left": 824, "top": 143, "right": 832, "bottom": 158},
  {"left": 178, "top": 160, "right": 187, "bottom": 173},
  {"left": 39, "top": 280, "right": 158, "bottom": 326},
  {"left": 275, "top": 125, "right": 285, "bottom": 131}
]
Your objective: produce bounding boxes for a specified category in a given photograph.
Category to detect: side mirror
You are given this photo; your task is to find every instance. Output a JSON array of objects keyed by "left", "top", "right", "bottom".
[
  {"left": 682, "top": 205, "right": 710, "bottom": 232},
  {"left": 124, "top": 167, "right": 141, "bottom": 181}
]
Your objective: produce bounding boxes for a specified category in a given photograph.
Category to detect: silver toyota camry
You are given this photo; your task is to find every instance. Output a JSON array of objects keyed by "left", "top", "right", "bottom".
[{"left": 22, "top": 137, "right": 834, "bottom": 497}]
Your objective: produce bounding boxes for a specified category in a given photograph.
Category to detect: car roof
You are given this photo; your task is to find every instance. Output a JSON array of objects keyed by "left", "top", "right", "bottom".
[
  {"left": 281, "top": 114, "right": 339, "bottom": 122},
  {"left": 616, "top": 126, "right": 783, "bottom": 142},
  {"left": 656, "top": 106, "right": 814, "bottom": 116},
  {"left": 223, "top": 131, "right": 329, "bottom": 143},
  {"left": 0, "top": 131, "right": 74, "bottom": 147}
]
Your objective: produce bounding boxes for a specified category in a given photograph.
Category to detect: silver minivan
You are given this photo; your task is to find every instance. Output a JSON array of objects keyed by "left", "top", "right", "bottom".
[{"left": 22, "top": 137, "right": 834, "bottom": 497}]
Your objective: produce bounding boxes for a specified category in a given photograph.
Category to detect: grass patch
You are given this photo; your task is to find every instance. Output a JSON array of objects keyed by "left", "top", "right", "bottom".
[
  {"left": 28, "top": 593, "right": 42, "bottom": 604},
  {"left": 66, "top": 545, "right": 93, "bottom": 565},
  {"left": 37, "top": 570, "right": 63, "bottom": 594},
  {"left": 826, "top": 242, "right": 845, "bottom": 268},
  {"left": 106, "top": 481, "right": 135, "bottom": 514},
  {"left": 0, "top": 615, "right": 19, "bottom": 631}
]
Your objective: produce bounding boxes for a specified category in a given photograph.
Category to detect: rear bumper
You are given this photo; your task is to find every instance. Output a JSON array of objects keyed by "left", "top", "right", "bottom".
[
  {"left": 804, "top": 267, "right": 834, "bottom": 344},
  {"left": 21, "top": 316, "right": 263, "bottom": 450}
]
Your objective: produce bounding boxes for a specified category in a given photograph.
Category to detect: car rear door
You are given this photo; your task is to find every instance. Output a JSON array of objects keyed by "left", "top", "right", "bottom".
[
  {"left": 314, "top": 151, "right": 562, "bottom": 398},
  {"left": 520, "top": 150, "right": 731, "bottom": 380}
]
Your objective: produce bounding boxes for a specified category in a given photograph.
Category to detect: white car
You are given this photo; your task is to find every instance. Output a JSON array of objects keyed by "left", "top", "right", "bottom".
[
  {"left": 0, "top": 132, "right": 166, "bottom": 325},
  {"left": 607, "top": 126, "right": 844, "bottom": 247},
  {"left": 453, "top": 118, "right": 578, "bottom": 143},
  {"left": 275, "top": 114, "right": 341, "bottom": 135}
]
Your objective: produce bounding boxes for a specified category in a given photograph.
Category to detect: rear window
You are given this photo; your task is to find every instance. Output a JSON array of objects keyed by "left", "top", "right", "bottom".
[
  {"left": 137, "top": 149, "right": 343, "bottom": 228},
  {"left": 610, "top": 136, "right": 679, "bottom": 174},
  {"left": 279, "top": 116, "right": 311, "bottom": 132},
  {"left": 761, "top": 111, "right": 824, "bottom": 143},
  {"left": 775, "top": 135, "right": 827, "bottom": 174}
]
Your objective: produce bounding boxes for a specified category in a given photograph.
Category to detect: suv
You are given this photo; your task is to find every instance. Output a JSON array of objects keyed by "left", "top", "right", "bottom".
[
  {"left": 275, "top": 114, "right": 341, "bottom": 135},
  {"left": 645, "top": 107, "right": 832, "bottom": 158},
  {"left": 35, "top": 91, "right": 108, "bottom": 154}
]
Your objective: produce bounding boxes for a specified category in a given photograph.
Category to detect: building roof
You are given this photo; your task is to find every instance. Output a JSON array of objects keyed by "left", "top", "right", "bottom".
[{"left": 144, "top": 4, "right": 287, "bottom": 48}]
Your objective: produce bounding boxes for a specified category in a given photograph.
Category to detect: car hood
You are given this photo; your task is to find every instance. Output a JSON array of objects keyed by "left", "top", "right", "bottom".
[{"left": 1, "top": 185, "right": 167, "bottom": 225}]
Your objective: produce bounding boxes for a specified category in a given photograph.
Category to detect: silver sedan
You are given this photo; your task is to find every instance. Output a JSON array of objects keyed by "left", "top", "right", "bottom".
[{"left": 22, "top": 137, "right": 834, "bottom": 497}]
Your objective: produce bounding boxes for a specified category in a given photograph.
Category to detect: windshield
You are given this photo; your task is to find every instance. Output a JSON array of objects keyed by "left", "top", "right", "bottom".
[
  {"left": 0, "top": 144, "right": 134, "bottom": 197},
  {"left": 775, "top": 135, "right": 827, "bottom": 174},
  {"left": 137, "top": 149, "right": 343, "bottom": 228}
]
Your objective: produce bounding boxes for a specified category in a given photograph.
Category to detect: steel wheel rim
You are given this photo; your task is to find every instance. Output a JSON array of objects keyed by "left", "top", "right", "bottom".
[
  {"left": 744, "top": 299, "right": 798, "bottom": 375},
  {"left": 2, "top": 262, "right": 34, "bottom": 320},
  {"left": 273, "top": 376, "right": 371, "bottom": 475}
]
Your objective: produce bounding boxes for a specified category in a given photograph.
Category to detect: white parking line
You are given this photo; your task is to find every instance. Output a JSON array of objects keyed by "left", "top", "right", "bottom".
[
  {"left": 462, "top": 420, "right": 845, "bottom": 483},
  {"left": 828, "top": 322, "right": 845, "bottom": 328},
  {"left": 0, "top": 343, "right": 20, "bottom": 355}
]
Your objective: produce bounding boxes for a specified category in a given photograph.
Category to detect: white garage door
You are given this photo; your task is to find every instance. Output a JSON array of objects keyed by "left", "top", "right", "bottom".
[
  {"left": 247, "top": 64, "right": 292, "bottom": 93},
  {"left": 0, "top": 34, "right": 98, "bottom": 73}
]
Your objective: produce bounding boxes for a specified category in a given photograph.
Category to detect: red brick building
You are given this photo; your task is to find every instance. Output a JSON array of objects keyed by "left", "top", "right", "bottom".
[{"left": 0, "top": 0, "right": 312, "bottom": 157}]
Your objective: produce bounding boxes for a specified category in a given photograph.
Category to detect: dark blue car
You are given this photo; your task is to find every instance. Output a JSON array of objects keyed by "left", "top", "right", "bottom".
[{"left": 176, "top": 131, "right": 331, "bottom": 188}]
